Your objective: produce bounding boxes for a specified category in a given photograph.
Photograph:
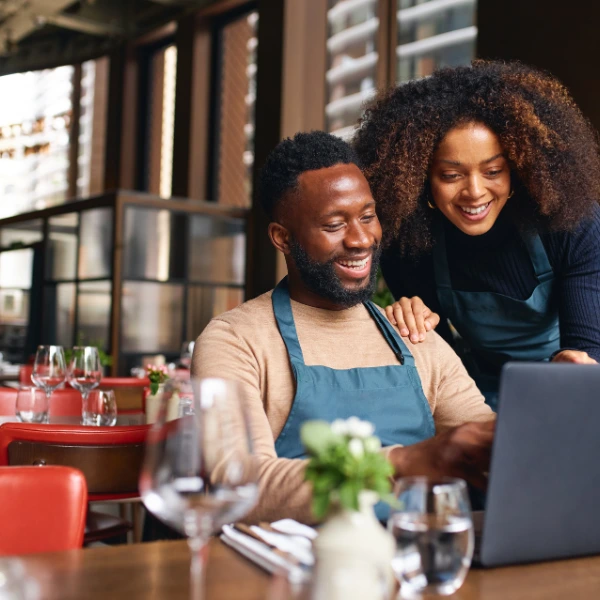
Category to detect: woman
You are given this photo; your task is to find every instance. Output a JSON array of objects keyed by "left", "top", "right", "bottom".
[{"left": 354, "top": 60, "right": 600, "bottom": 409}]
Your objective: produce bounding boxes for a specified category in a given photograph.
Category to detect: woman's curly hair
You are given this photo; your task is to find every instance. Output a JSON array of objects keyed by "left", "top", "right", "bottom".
[{"left": 354, "top": 60, "right": 600, "bottom": 255}]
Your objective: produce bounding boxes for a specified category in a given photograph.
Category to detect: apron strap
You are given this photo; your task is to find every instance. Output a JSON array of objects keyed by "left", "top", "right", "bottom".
[
  {"left": 364, "top": 301, "right": 415, "bottom": 367},
  {"left": 520, "top": 231, "right": 553, "bottom": 284},
  {"left": 272, "top": 277, "right": 305, "bottom": 365}
]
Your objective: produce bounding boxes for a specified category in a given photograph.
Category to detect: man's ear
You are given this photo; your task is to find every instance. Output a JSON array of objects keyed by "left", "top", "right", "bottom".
[{"left": 268, "top": 222, "right": 292, "bottom": 255}]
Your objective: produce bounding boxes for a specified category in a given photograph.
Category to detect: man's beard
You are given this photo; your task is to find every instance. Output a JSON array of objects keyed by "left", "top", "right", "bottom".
[{"left": 289, "top": 240, "right": 381, "bottom": 308}]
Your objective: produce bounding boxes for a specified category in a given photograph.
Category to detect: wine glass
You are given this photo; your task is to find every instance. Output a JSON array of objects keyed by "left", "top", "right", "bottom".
[
  {"left": 68, "top": 346, "right": 102, "bottom": 417},
  {"left": 83, "top": 389, "right": 118, "bottom": 426},
  {"left": 31, "top": 345, "right": 67, "bottom": 414},
  {"left": 140, "top": 377, "right": 258, "bottom": 599},
  {"left": 388, "top": 477, "right": 474, "bottom": 597}
]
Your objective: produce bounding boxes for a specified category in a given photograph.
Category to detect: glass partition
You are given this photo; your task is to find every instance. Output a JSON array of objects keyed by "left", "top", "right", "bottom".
[
  {"left": 0, "top": 192, "right": 248, "bottom": 374},
  {"left": 188, "top": 215, "right": 245, "bottom": 285},
  {"left": 77, "top": 280, "right": 112, "bottom": 349},
  {"left": 78, "top": 207, "right": 113, "bottom": 279},
  {"left": 0, "top": 219, "right": 43, "bottom": 249},
  {"left": 123, "top": 207, "right": 175, "bottom": 281},
  {"left": 47, "top": 213, "right": 78, "bottom": 280},
  {"left": 121, "top": 281, "right": 184, "bottom": 353}
]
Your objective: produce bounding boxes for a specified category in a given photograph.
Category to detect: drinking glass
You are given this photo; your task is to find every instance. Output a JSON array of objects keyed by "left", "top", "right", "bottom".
[
  {"left": 15, "top": 386, "right": 49, "bottom": 424},
  {"left": 140, "top": 377, "right": 258, "bottom": 600},
  {"left": 388, "top": 477, "right": 474, "bottom": 597},
  {"left": 82, "top": 390, "right": 117, "bottom": 426},
  {"left": 31, "top": 345, "right": 67, "bottom": 411},
  {"left": 68, "top": 346, "right": 102, "bottom": 413}
]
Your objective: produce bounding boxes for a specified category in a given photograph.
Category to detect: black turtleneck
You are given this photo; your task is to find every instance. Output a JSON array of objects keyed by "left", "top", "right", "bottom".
[{"left": 380, "top": 204, "right": 600, "bottom": 362}]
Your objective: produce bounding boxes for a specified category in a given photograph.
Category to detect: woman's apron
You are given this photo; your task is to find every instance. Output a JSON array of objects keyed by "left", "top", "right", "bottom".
[
  {"left": 432, "top": 218, "right": 560, "bottom": 411},
  {"left": 272, "top": 277, "right": 435, "bottom": 520}
]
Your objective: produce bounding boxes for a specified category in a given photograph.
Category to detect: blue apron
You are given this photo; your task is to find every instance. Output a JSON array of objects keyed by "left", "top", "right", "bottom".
[
  {"left": 272, "top": 277, "right": 435, "bottom": 521},
  {"left": 432, "top": 218, "right": 560, "bottom": 411}
]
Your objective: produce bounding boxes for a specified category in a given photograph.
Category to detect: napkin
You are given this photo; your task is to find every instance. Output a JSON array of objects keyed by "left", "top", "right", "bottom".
[{"left": 221, "top": 519, "right": 317, "bottom": 582}]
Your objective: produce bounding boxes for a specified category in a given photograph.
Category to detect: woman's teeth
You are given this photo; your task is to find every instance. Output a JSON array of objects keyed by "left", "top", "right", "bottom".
[
  {"left": 337, "top": 257, "right": 369, "bottom": 269},
  {"left": 460, "top": 202, "right": 490, "bottom": 215}
]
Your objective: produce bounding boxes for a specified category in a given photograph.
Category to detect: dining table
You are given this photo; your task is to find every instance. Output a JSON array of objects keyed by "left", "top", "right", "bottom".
[{"left": 2, "top": 537, "right": 600, "bottom": 600}]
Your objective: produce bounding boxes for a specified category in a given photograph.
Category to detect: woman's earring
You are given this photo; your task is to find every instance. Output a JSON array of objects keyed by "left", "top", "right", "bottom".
[
  {"left": 427, "top": 200, "right": 436, "bottom": 209},
  {"left": 507, "top": 189, "right": 515, "bottom": 199}
]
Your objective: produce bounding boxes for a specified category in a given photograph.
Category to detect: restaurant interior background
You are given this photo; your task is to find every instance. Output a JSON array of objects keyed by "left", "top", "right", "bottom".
[{"left": 0, "top": 0, "right": 597, "bottom": 376}]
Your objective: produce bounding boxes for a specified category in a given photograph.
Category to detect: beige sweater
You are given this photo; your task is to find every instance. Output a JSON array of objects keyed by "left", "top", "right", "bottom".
[{"left": 192, "top": 291, "right": 493, "bottom": 523}]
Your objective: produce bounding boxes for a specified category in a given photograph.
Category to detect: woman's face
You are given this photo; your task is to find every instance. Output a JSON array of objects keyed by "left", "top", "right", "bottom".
[{"left": 429, "top": 122, "right": 512, "bottom": 236}]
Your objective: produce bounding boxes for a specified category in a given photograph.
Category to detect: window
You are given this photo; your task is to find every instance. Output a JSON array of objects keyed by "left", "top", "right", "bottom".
[
  {"left": 143, "top": 44, "right": 178, "bottom": 199},
  {"left": 396, "top": 0, "right": 477, "bottom": 82},
  {"left": 212, "top": 9, "right": 258, "bottom": 207},
  {"left": 0, "top": 66, "right": 74, "bottom": 217},
  {"left": 326, "top": 0, "right": 379, "bottom": 139},
  {"left": 78, "top": 57, "right": 109, "bottom": 198}
]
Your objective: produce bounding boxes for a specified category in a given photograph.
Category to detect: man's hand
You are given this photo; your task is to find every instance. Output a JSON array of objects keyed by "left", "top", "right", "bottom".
[
  {"left": 384, "top": 297, "right": 441, "bottom": 344},
  {"left": 389, "top": 420, "right": 495, "bottom": 490},
  {"left": 552, "top": 350, "right": 597, "bottom": 364}
]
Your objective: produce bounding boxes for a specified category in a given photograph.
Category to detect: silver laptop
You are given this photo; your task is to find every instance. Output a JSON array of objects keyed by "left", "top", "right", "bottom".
[{"left": 478, "top": 362, "right": 600, "bottom": 567}]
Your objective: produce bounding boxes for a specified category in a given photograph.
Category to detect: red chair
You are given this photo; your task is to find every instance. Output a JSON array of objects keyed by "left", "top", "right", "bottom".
[
  {"left": 0, "top": 387, "right": 82, "bottom": 417},
  {"left": 0, "top": 465, "right": 87, "bottom": 555},
  {"left": 0, "top": 423, "right": 150, "bottom": 544}
]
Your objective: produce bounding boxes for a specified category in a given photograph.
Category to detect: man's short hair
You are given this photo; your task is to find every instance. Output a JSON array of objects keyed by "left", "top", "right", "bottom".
[{"left": 258, "top": 131, "right": 362, "bottom": 221}]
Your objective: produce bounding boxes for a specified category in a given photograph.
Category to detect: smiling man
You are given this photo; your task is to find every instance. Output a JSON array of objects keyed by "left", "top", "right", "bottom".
[{"left": 193, "top": 131, "right": 494, "bottom": 524}]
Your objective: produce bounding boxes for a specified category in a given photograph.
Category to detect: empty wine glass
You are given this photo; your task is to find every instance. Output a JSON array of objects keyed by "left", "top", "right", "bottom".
[
  {"left": 83, "top": 389, "right": 117, "bottom": 426},
  {"left": 388, "top": 477, "right": 474, "bottom": 597},
  {"left": 68, "top": 346, "right": 102, "bottom": 417},
  {"left": 15, "top": 386, "right": 48, "bottom": 424},
  {"left": 140, "top": 377, "right": 258, "bottom": 599},
  {"left": 31, "top": 345, "right": 67, "bottom": 413}
]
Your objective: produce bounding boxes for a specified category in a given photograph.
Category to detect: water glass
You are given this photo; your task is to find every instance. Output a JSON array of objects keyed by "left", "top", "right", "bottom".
[
  {"left": 388, "top": 477, "right": 474, "bottom": 597},
  {"left": 15, "top": 386, "right": 48, "bottom": 424},
  {"left": 31, "top": 345, "right": 67, "bottom": 402},
  {"left": 82, "top": 390, "right": 117, "bottom": 426}
]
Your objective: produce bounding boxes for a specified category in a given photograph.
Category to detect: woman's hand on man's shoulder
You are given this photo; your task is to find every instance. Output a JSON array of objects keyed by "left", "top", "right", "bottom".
[{"left": 384, "top": 296, "right": 440, "bottom": 343}]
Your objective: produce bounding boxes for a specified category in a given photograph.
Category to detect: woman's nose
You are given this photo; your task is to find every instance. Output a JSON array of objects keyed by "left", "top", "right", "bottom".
[{"left": 465, "top": 175, "right": 486, "bottom": 200}]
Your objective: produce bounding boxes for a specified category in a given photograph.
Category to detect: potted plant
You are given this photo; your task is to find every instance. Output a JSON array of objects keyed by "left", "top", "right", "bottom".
[{"left": 301, "top": 417, "right": 395, "bottom": 600}]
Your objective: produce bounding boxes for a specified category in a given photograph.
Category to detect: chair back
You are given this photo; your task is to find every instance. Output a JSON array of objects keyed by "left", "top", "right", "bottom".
[
  {"left": 18, "top": 364, "right": 33, "bottom": 386},
  {"left": 98, "top": 377, "right": 150, "bottom": 412},
  {"left": 0, "top": 388, "right": 83, "bottom": 417},
  {"left": 0, "top": 423, "right": 150, "bottom": 501},
  {"left": 0, "top": 465, "right": 87, "bottom": 555}
]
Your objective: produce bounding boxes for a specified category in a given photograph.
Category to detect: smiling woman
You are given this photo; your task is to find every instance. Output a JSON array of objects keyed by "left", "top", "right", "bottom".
[{"left": 354, "top": 60, "right": 600, "bottom": 409}]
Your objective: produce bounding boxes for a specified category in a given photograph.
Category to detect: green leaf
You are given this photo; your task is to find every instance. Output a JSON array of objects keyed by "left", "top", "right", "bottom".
[
  {"left": 150, "top": 382, "right": 159, "bottom": 396},
  {"left": 338, "top": 480, "right": 360, "bottom": 512},
  {"left": 312, "top": 492, "right": 331, "bottom": 520}
]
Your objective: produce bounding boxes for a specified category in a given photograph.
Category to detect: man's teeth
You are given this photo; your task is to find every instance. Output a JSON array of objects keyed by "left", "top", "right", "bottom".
[
  {"left": 461, "top": 202, "right": 490, "bottom": 215},
  {"left": 337, "top": 257, "right": 369, "bottom": 269}
]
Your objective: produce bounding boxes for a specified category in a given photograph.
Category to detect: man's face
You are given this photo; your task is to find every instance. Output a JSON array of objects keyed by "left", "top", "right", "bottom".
[{"left": 284, "top": 163, "right": 382, "bottom": 308}]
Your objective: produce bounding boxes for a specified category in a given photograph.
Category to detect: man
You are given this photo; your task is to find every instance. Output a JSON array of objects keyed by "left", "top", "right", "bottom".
[{"left": 193, "top": 131, "right": 494, "bottom": 524}]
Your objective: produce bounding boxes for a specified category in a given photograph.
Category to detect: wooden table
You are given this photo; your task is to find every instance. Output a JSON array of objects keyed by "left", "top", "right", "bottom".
[{"left": 3, "top": 538, "right": 600, "bottom": 600}]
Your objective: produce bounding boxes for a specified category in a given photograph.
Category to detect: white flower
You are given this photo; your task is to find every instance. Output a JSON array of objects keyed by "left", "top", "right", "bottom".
[
  {"left": 345, "top": 416, "right": 375, "bottom": 439},
  {"left": 330, "top": 419, "right": 349, "bottom": 436},
  {"left": 363, "top": 436, "right": 381, "bottom": 453},
  {"left": 348, "top": 437, "right": 364, "bottom": 458}
]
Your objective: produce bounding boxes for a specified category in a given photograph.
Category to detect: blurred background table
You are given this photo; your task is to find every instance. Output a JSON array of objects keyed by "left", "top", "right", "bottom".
[
  {"left": 4, "top": 538, "right": 600, "bottom": 600},
  {"left": 0, "top": 414, "right": 145, "bottom": 426}
]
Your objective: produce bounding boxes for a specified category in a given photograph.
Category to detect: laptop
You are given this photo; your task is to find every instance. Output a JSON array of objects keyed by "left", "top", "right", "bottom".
[{"left": 477, "top": 362, "right": 600, "bottom": 567}]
